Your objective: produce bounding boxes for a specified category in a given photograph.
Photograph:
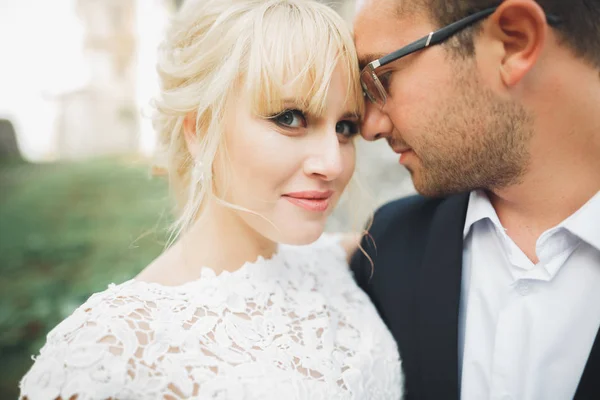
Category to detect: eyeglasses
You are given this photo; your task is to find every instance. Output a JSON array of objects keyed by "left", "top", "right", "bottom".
[{"left": 360, "top": 7, "right": 562, "bottom": 108}]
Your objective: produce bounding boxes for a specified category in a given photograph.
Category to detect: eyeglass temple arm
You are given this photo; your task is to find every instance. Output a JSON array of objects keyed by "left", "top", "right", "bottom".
[{"left": 377, "top": 7, "right": 562, "bottom": 68}]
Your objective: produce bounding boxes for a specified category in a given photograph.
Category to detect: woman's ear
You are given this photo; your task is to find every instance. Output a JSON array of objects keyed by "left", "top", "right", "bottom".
[{"left": 183, "top": 112, "right": 199, "bottom": 157}]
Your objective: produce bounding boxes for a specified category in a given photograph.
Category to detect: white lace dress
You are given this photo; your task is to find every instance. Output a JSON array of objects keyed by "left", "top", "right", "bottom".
[{"left": 20, "top": 235, "right": 403, "bottom": 400}]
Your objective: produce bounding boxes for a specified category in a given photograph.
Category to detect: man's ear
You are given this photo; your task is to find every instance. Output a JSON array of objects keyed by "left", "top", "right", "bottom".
[
  {"left": 183, "top": 112, "right": 199, "bottom": 157},
  {"left": 487, "top": 0, "right": 548, "bottom": 87}
]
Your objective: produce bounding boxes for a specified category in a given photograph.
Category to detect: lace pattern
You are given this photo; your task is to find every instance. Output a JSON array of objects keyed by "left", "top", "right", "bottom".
[{"left": 20, "top": 235, "right": 403, "bottom": 399}]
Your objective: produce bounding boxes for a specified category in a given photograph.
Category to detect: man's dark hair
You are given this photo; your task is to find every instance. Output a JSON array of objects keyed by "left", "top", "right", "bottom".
[{"left": 405, "top": 0, "right": 600, "bottom": 69}]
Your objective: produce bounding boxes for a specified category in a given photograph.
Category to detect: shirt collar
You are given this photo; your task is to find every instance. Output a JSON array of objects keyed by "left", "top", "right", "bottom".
[
  {"left": 560, "top": 190, "right": 600, "bottom": 251},
  {"left": 463, "top": 189, "right": 600, "bottom": 251},
  {"left": 463, "top": 190, "right": 503, "bottom": 238}
]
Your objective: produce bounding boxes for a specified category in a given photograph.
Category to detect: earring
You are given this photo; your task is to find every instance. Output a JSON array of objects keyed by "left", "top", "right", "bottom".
[{"left": 192, "top": 161, "right": 204, "bottom": 184}]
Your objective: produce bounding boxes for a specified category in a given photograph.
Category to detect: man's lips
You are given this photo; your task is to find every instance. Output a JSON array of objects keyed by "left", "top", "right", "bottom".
[
  {"left": 282, "top": 190, "right": 334, "bottom": 212},
  {"left": 391, "top": 146, "right": 412, "bottom": 154},
  {"left": 387, "top": 138, "right": 412, "bottom": 155},
  {"left": 390, "top": 146, "right": 414, "bottom": 165}
]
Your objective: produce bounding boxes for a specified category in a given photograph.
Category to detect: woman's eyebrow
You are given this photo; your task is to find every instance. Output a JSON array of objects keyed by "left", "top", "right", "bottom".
[{"left": 340, "top": 111, "right": 360, "bottom": 120}]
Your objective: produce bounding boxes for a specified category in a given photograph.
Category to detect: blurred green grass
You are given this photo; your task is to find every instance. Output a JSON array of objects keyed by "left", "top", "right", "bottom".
[{"left": 0, "top": 157, "right": 170, "bottom": 398}]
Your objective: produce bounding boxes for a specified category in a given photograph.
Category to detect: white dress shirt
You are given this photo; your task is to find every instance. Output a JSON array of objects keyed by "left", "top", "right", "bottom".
[{"left": 459, "top": 190, "right": 600, "bottom": 400}]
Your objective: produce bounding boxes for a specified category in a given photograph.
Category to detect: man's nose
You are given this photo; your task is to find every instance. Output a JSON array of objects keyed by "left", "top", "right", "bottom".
[{"left": 360, "top": 101, "right": 394, "bottom": 142}]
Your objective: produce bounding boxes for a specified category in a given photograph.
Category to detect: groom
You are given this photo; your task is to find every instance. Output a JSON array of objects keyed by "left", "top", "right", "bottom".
[{"left": 350, "top": 0, "right": 600, "bottom": 399}]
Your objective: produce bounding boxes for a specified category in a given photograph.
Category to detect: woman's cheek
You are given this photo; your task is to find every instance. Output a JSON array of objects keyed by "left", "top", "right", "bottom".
[{"left": 341, "top": 144, "right": 356, "bottom": 181}]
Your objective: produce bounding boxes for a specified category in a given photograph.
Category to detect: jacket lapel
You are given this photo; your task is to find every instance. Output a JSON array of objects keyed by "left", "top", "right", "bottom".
[
  {"left": 414, "top": 193, "right": 469, "bottom": 400},
  {"left": 574, "top": 327, "right": 600, "bottom": 399}
]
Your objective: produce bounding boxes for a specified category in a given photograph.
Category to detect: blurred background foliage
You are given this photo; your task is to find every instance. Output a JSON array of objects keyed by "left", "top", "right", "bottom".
[{"left": 0, "top": 158, "right": 170, "bottom": 397}]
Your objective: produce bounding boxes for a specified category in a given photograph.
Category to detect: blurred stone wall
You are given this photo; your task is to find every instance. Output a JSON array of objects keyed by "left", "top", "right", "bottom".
[{"left": 54, "top": 0, "right": 139, "bottom": 160}]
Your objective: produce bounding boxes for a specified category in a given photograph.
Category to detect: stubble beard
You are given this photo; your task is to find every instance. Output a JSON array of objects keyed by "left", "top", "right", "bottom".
[{"left": 410, "top": 67, "right": 534, "bottom": 198}]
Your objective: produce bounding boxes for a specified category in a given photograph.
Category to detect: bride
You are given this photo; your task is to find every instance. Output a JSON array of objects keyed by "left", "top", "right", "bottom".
[{"left": 19, "top": 0, "right": 403, "bottom": 398}]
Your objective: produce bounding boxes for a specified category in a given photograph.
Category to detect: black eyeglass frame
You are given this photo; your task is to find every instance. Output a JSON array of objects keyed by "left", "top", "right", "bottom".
[{"left": 361, "top": 6, "right": 562, "bottom": 106}]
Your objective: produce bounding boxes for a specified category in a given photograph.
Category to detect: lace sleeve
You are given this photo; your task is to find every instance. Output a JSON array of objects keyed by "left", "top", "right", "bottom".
[{"left": 18, "top": 282, "right": 190, "bottom": 400}]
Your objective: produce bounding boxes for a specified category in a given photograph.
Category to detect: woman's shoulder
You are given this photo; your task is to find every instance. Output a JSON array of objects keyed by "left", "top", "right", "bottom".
[
  {"left": 37, "top": 277, "right": 215, "bottom": 353},
  {"left": 41, "top": 280, "right": 139, "bottom": 340},
  {"left": 19, "top": 280, "right": 199, "bottom": 400}
]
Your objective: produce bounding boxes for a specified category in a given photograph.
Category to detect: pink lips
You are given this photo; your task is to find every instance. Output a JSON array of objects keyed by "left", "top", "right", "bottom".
[{"left": 282, "top": 190, "right": 334, "bottom": 212}]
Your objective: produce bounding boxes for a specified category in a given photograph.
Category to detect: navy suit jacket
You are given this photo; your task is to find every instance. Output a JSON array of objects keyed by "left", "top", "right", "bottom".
[{"left": 350, "top": 194, "right": 600, "bottom": 400}]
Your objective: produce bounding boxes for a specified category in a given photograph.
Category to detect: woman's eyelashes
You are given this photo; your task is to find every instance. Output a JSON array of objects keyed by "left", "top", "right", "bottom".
[
  {"left": 269, "top": 109, "right": 307, "bottom": 129},
  {"left": 336, "top": 120, "right": 360, "bottom": 139},
  {"left": 268, "top": 109, "right": 359, "bottom": 139}
]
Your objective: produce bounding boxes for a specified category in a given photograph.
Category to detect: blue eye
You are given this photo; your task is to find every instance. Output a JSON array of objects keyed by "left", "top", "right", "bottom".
[
  {"left": 336, "top": 120, "right": 360, "bottom": 138},
  {"left": 271, "top": 110, "right": 307, "bottom": 128}
]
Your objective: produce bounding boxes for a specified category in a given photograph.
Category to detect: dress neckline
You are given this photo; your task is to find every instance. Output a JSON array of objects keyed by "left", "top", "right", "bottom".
[
  {"left": 120, "top": 234, "right": 343, "bottom": 292},
  {"left": 126, "top": 243, "right": 290, "bottom": 291}
]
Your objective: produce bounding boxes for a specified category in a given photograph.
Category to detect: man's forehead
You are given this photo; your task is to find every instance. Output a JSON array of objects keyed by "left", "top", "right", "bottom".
[
  {"left": 354, "top": 0, "right": 427, "bottom": 68},
  {"left": 356, "top": 0, "right": 425, "bottom": 17},
  {"left": 355, "top": 0, "right": 397, "bottom": 20}
]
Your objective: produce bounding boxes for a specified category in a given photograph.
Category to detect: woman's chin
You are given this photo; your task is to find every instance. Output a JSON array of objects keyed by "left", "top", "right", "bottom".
[{"left": 277, "top": 222, "right": 326, "bottom": 246}]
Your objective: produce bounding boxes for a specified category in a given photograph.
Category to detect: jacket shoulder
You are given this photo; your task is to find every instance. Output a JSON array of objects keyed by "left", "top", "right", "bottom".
[
  {"left": 368, "top": 195, "right": 444, "bottom": 242},
  {"left": 351, "top": 194, "right": 455, "bottom": 288}
]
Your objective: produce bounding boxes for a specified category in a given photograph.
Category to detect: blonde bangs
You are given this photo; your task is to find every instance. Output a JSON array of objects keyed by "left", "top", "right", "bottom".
[{"left": 242, "top": 0, "right": 364, "bottom": 119}]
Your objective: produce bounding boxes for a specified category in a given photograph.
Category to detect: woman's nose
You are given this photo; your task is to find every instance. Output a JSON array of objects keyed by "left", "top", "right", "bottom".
[{"left": 303, "top": 132, "right": 344, "bottom": 181}]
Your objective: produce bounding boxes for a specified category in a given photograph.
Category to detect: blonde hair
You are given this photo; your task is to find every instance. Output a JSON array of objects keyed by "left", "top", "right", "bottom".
[{"left": 152, "top": 0, "right": 363, "bottom": 240}]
